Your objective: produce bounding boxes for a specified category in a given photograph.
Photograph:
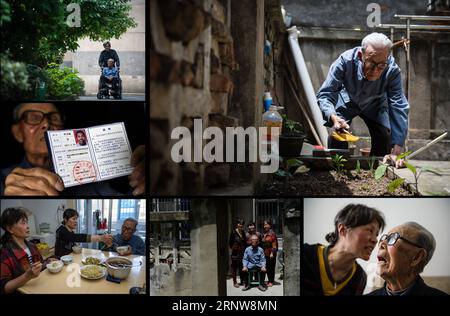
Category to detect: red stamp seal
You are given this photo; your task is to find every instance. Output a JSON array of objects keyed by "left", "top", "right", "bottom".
[{"left": 73, "top": 161, "right": 97, "bottom": 184}]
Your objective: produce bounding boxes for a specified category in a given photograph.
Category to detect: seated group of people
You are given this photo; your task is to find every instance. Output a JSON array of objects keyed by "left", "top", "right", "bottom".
[
  {"left": 303, "top": 204, "right": 448, "bottom": 296},
  {"left": 0, "top": 207, "right": 145, "bottom": 294},
  {"left": 228, "top": 220, "right": 278, "bottom": 292}
]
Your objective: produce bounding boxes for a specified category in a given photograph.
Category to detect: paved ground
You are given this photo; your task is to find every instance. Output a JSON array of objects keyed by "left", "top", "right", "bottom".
[
  {"left": 226, "top": 273, "right": 283, "bottom": 296},
  {"left": 208, "top": 183, "right": 254, "bottom": 195},
  {"left": 391, "top": 160, "right": 450, "bottom": 196},
  {"left": 78, "top": 93, "right": 145, "bottom": 101}
]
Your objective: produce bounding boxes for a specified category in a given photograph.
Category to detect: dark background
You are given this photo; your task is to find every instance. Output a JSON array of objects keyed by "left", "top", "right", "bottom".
[
  {"left": 0, "top": 101, "right": 146, "bottom": 194},
  {"left": 0, "top": 101, "right": 145, "bottom": 169}
]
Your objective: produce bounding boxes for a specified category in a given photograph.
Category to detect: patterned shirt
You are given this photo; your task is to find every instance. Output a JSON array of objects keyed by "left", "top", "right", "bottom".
[
  {"left": 0, "top": 239, "right": 43, "bottom": 294},
  {"left": 262, "top": 230, "right": 278, "bottom": 257}
]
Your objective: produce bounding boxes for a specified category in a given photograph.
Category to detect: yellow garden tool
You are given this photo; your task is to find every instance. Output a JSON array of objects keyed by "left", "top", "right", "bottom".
[{"left": 331, "top": 130, "right": 360, "bottom": 142}]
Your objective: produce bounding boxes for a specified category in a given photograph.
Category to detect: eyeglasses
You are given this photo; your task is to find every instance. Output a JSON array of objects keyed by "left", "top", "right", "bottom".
[
  {"left": 379, "top": 232, "right": 423, "bottom": 248},
  {"left": 363, "top": 57, "right": 388, "bottom": 71},
  {"left": 18, "top": 110, "right": 65, "bottom": 126},
  {"left": 122, "top": 225, "right": 136, "bottom": 232}
]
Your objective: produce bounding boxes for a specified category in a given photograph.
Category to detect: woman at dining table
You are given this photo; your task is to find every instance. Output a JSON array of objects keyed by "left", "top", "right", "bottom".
[
  {"left": 55, "top": 209, "right": 112, "bottom": 258},
  {"left": 0, "top": 207, "right": 55, "bottom": 294}
]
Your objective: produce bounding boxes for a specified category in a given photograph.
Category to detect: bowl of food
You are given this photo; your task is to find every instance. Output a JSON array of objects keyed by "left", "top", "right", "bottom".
[
  {"left": 82, "top": 256, "right": 102, "bottom": 266},
  {"left": 116, "top": 246, "right": 130, "bottom": 256},
  {"left": 60, "top": 255, "right": 73, "bottom": 265},
  {"left": 105, "top": 256, "right": 133, "bottom": 280},
  {"left": 79, "top": 265, "right": 106, "bottom": 280},
  {"left": 72, "top": 245, "right": 82, "bottom": 254},
  {"left": 46, "top": 260, "right": 64, "bottom": 273}
]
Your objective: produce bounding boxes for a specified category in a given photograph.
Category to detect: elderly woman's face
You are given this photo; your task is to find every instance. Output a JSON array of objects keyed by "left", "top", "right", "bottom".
[
  {"left": 376, "top": 226, "right": 422, "bottom": 279},
  {"left": 344, "top": 220, "right": 379, "bottom": 261}
]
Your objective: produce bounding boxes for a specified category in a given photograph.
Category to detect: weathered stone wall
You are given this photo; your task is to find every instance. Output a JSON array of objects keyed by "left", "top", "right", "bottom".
[
  {"left": 150, "top": 0, "right": 239, "bottom": 195},
  {"left": 282, "top": 200, "right": 301, "bottom": 296}
]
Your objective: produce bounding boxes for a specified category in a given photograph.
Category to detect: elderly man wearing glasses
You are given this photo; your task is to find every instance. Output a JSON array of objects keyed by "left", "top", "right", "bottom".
[
  {"left": 0, "top": 103, "right": 145, "bottom": 196},
  {"left": 368, "top": 222, "right": 448, "bottom": 296},
  {"left": 317, "top": 32, "right": 409, "bottom": 168},
  {"left": 103, "top": 218, "right": 145, "bottom": 256}
]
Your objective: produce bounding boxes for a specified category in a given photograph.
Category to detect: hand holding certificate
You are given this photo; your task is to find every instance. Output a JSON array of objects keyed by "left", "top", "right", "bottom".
[{"left": 45, "top": 122, "right": 134, "bottom": 188}]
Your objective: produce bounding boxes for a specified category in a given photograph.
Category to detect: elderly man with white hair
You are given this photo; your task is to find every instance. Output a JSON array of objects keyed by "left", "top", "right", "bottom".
[
  {"left": 368, "top": 222, "right": 448, "bottom": 296},
  {"left": 317, "top": 32, "right": 409, "bottom": 167}
]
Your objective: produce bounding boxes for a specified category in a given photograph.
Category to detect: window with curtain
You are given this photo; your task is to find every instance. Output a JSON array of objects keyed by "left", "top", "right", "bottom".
[{"left": 76, "top": 199, "right": 146, "bottom": 241}]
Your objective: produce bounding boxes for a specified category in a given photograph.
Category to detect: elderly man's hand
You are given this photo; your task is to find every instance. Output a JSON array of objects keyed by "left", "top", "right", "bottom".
[
  {"left": 242, "top": 267, "right": 248, "bottom": 272},
  {"left": 261, "top": 267, "right": 266, "bottom": 272},
  {"left": 382, "top": 144, "right": 405, "bottom": 168},
  {"left": 4, "top": 167, "right": 64, "bottom": 196},
  {"left": 102, "top": 234, "right": 114, "bottom": 247},
  {"left": 129, "top": 145, "right": 145, "bottom": 196},
  {"left": 330, "top": 114, "right": 350, "bottom": 131}
]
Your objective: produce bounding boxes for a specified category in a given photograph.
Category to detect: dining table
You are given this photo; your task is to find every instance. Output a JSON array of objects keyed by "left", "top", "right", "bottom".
[{"left": 18, "top": 248, "right": 146, "bottom": 294}]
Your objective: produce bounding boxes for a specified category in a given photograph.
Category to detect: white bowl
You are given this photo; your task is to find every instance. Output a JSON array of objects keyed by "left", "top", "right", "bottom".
[
  {"left": 72, "top": 246, "right": 82, "bottom": 254},
  {"left": 60, "top": 255, "right": 73, "bottom": 265},
  {"left": 116, "top": 246, "right": 129, "bottom": 255},
  {"left": 47, "top": 260, "right": 64, "bottom": 273}
]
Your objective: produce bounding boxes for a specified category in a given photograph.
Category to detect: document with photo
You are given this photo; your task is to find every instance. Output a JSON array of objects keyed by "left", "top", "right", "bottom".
[{"left": 45, "top": 122, "right": 133, "bottom": 187}]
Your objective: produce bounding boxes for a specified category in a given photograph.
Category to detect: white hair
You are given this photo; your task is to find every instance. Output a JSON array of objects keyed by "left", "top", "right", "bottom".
[
  {"left": 361, "top": 32, "right": 392, "bottom": 51},
  {"left": 402, "top": 221, "right": 436, "bottom": 273}
]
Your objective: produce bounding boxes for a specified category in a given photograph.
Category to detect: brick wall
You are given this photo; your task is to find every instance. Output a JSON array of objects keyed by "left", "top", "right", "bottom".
[{"left": 150, "top": 0, "right": 238, "bottom": 195}]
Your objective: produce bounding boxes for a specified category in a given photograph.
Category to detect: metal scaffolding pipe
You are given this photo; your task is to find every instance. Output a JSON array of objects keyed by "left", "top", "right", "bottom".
[
  {"left": 377, "top": 24, "right": 450, "bottom": 30},
  {"left": 394, "top": 14, "right": 450, "bottom": 21},
  {"left": 287, "top": 26, "right": 328, "bottom": 148}
]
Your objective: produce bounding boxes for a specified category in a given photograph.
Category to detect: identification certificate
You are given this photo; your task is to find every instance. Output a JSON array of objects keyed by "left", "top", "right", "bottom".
[{"left": 45, "top": 122, "right": 133, "bottom": 187}]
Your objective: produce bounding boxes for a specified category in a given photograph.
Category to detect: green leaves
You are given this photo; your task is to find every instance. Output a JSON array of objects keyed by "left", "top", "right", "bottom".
[
  {"left": 281, "top": 114, "right": 304, "bottom": 135},
  {"left": 46, "top": 63, "right": 84, "bottom": 99},
  {"left": 387, "top": 178, "right": 405, "bottom": 193},
  {"left": 374, "top": 164, "right": 387, "bottom": 180},
  {"left": 404, "top": 161, "right": 417, "bottom": 175},
  {"left": 331, "top": 154, "right": 347, "bottom": 174},
  {"left": 287, "top": 159, "right": 302, "bottom": 169},
  {"left": 355, "top": 160, "right": 361, "bottom": 174},
  {"left": 1, "top": 0, "right": 137, "bottom": 66},
  {"left": 367, "top": 156, "right": 376, "bottom": 173},
  {"left": 275, "top": 170, "right": 290, "bottom": 178},
  {"left": 396, "top": 151, "right": 412, "bottom": 160}
]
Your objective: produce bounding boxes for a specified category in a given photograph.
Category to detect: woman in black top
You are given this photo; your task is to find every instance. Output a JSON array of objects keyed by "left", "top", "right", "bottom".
[
  {"left": 55, "top": 209, "right": 111, "bottom": 258},
  {"left": 228, "top": 219, "right": 247, "bottom": 288},
  {"left": 303, "top": 204, "right": 385, "bottom": 296}
]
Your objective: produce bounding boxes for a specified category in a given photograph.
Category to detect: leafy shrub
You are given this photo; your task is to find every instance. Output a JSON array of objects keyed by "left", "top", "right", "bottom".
[
  {"left": 0, "top": 54, "right": 29, "bottom": 99},
  {"left": 45, "top": 63, "right": 84, "bottom": 100}
]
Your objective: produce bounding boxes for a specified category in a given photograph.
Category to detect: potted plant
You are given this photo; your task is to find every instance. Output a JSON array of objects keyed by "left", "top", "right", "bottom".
[{"left": 279, "top": 115, "right": 305, "bottom": 157}]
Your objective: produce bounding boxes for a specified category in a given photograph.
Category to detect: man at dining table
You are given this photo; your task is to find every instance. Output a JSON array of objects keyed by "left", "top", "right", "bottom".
[{"left": 103, "top": 218, "right": 145, "bottom": 256}]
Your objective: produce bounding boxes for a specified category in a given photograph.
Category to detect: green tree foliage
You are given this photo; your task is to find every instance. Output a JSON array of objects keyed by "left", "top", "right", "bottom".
[
  {"left": 0, "top": 0, "right": 11, "bottom": 26},
  {"left": 46, "top": 63, "right": 85, "bottom": 100},
  {"left": 1, "top": 0, "right": 137, "bottom": 66},
  {"left": 0, "top": 53, "right": 29, "bottom": 99}
]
